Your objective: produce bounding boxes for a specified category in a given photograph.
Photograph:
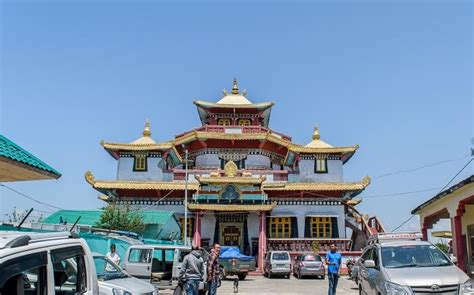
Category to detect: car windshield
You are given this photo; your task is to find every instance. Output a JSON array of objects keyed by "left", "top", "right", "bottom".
[
  {"left": 381, "top": 245, "right": 452, "bottom": 268},
  {"left": 272, "top": 252, "right": 289, "bottom": 260},
  {"left": 94, "top": 256, "right": 129, "bottom": 281},
  {"left": 303, "top": 255, "right": 322, "bottom": 262}
]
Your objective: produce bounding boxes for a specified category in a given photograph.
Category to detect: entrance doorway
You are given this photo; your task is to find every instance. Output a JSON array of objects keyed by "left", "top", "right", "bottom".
[
  {"left": 219, "top": 223, "right": 243, "bottom": 249},
  {"left": 223, "top": 225, "right": 241, "bottom": 246}
]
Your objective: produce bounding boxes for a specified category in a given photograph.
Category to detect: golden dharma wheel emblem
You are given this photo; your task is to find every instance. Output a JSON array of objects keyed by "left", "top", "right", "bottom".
[{"left": 224, "top": 161, "right": 238, "bottom": 177}]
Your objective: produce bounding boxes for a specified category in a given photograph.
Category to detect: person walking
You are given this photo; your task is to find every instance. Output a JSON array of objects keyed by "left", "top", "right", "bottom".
[
  {"left": 207, "top": 243, "right": 221, "bottom": 295},
  {"left": 179, "top": 245, "right": 206, "bottom": 295},
  {"left": 326, "top": 243, "right": 342, "bottom": 295},
  {"left": 106, "top": 244, "right": 121, "bottom": 271}
]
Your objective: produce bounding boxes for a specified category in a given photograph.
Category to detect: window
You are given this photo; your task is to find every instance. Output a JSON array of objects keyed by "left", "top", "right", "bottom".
[
  {"left": 218, "top": 118, "right": 231, "bottom": 126},
  {"left": 238, "top": 119, "right": 251, "bottom": 126},
  {"left": 310, "top": 217, "right": 332, "bottom": 238},
  {"left": 128, "top": 248, "right": 152, "bottom": 263},
  {"left": 314, "top": 158, "right": 328, "bottom": 173},
  {"left": 0, "top": 252, "right": 48, "bottom": 295},
  {"left": 51, "top": 246, "right": 88, "bottom": 294},
  {"left": 269, "top": 217, "right": 292, "bottom": 238},
  {"left": 179, "top": 217, "right": 194, "bottom": 239},
  {"left": 134, "top": 154, "right": 147, "bottom": 171}
]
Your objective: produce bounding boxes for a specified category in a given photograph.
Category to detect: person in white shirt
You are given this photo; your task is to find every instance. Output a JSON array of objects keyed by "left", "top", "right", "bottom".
[{"left": 106, "top": 244, "right": 121, "bottom": 272}]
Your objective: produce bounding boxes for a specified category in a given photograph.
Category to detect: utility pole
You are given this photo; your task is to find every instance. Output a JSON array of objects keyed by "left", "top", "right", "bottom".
[{"left": 184, "top": 149, "right": 189, "bottom": 247}]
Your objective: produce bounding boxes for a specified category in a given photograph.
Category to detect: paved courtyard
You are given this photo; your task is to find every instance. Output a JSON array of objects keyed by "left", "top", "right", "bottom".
[{"left": 162, "top": 275, "right": 358, "bottom": 294}]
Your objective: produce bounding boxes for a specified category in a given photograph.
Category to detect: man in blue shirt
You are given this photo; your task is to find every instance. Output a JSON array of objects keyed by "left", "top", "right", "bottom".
[{"left": 326, "top": 244, "right": 342, "bottom": 295}]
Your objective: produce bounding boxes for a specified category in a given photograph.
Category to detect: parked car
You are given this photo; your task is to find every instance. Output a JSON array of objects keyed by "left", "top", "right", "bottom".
[
  {"left": 358, "top": 233, "right": 474, "bottom": 295},
  {"left": 93, "top": 252, "right": 157, "bottom": 295},
  {"left": 0, "top": 231, "right": 99, "bottom": 295},
  {"left": 219, "top": 246, "right": 256, "bottom": 280},
  {"left": 292, "top": 254, "right": 325, "bottom": 279},
  {"left": 263, "top": 251, "right": 291, "bottom": 279},
  {"left": 123, "top": 244, "right": 208, "bottom": 294}
]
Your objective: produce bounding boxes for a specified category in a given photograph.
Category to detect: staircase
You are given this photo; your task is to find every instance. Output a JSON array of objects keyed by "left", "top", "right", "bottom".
[{"left": 345, "top": 204, "right": 386, "bottom": 250}]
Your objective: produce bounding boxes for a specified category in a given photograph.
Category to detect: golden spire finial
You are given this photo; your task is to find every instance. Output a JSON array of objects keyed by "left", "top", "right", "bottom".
[
  {"left": 143, "top": 118, "right": 151, "bottom": 137},
  {"left": 231, "top": 78, "right": 239, "bottom": 95},
  {"left": 312, "top": 125, "right": 320, "bottom": 140}
]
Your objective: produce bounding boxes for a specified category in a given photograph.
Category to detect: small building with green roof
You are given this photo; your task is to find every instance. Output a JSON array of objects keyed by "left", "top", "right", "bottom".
[
  {"left": 43, "top": 209, "right": 180, "bottom": 240},
  {"left": 0, "top": 134, "right": 61, "bottom": 181}
]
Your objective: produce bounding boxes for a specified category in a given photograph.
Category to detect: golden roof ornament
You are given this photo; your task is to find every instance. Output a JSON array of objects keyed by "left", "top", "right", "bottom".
[
  {"left": 143, "top": 119, "right": 151, "bottom": 137},
  {"left": 312, "top": 126, "right": 321, "bottom": 140},
  {"left": 232, "top": 78, "right": 239, "bottom": 95},
  {"left": 224, "top": 161, "right": 238, "bottom": 177}
]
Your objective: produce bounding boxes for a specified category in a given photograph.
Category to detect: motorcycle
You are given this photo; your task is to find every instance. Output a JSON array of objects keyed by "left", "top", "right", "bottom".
[{"left": 346, "top": 257, "right": 355, "bottom": 278}]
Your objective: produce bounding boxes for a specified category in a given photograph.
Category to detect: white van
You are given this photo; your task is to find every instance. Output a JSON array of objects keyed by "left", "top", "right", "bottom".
[
  {"left": 263, "top": 251, "right": 292, "bottom": 278},
  {"left": 0, "top": 231, "right": 99, "bottom": 295}
]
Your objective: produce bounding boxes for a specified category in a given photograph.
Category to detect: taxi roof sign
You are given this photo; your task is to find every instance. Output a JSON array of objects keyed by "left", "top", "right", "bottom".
[{"left": 368, "top": 232, "right": 423, "bottom": 244}]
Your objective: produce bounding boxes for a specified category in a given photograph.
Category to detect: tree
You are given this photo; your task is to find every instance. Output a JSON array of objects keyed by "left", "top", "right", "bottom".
[
  {"left": 435, "top": 242, "right": 449, "bottom": 254},
  {"left": 95, "top": 206, "right": 146, "bottom": 235}
]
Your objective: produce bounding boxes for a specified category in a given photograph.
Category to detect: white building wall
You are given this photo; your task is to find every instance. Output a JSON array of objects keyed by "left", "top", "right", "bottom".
[
  {"left": 247, "top": 213, "right": 260, "bottom": 240},
  {"left": 195, "top": 154, "right": 220, "bottom": 169},
  {"left": 294, "top": 159, "right": 343, "bottom": 182},
  {"left": 117, "top": 157, "right": 165, "bottom": 181},
  {"left": 246, "top": 155, "right": 271, "bottom": 169}
]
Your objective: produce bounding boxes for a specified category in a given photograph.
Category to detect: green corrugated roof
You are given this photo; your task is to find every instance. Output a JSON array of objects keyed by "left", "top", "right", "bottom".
[
  {"left": 43, "top": 210, "right": 175, "bottom": 226},
  {"left": 0, "top": 135, "right": 61, "bottom": 177}
]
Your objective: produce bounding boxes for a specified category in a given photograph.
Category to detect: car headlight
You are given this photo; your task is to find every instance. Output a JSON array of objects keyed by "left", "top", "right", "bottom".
[
  {"left": 383, "top": 281, "right": 411, "bottom": 295},
  {"left": 461, "top": 279, "right": 474, "bottom": 294},
  {"left": 112, "top": 289, "right": 132, "bottom": 295}
]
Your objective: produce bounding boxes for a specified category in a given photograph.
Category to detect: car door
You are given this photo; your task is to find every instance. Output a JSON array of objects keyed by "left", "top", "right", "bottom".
[
  {"left": 366, "top": 247, "right": 381, "bottom": 295},
  {"left": 358, "top": 247, "right": 373, "bottom": 294},
  {"left": 123, "top": 247, "right": 153, "bottom": 279}
]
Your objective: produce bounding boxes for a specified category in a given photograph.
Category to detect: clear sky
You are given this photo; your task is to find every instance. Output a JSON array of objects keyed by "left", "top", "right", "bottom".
[{"left": 1, "top": 0, "right": 472, "bottom": 233}]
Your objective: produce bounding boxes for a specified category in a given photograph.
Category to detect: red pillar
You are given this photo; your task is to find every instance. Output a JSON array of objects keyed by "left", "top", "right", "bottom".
[
  {"left": 453, "top": 213, "right": 466, "bottom": 272},
  {"left": 193, "top": 212, "right": 202, "bottom": 247},
  {"left": 258, "top": 212, "right": 267, "bottom": 272}
]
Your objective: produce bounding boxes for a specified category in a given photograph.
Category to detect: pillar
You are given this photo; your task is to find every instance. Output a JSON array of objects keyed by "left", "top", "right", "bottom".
[
  {"left": 258, "top": 211, "right": 267, "bottom": 272},
  {"left": 454, "top": 203, "right": 467, "bottom": 272},
  {"left": 193, "top": 212, "right": 202, "bottom": 247}
]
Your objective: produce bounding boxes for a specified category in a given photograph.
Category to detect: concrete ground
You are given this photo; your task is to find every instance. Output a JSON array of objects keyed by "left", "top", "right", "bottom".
[{"left": 161, "top": 275, "right": 359, "bottom": 294}]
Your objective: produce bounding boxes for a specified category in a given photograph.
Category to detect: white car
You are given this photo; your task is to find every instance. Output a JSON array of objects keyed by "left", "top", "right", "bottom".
[
  {"left": 0, "top": 231, "right": 99, "bottom": 295},
  {"left": 92, "top": 252, "right": 158, "bottom": 295}
]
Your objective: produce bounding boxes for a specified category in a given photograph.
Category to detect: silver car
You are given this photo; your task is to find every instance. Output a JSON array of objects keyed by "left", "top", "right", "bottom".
[
  {"left": 358, "top": 240, "right": 473, "bottom": 295},
  {"left": 263, "top": 251, "right": 292, "bottom": 279}
]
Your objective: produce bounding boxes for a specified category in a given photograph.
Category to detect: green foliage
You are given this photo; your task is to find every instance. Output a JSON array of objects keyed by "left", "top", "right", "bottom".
[
  {"left": 435, "top": 243, "right": 449, "bottom": 254},
  {"left": 95, "top": 206, "right": 145, "bottom": 234}
]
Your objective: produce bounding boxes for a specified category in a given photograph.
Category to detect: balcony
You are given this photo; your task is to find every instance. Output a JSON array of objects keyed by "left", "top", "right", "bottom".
[
  {"left": 175, "top": 125, "right": 292, "bottom": 142},
  {"left": 173, "top": 169, "right": 288, "bottom": 182},
  {"left": 267, "top": 238, "right": 353, "bottom": 255}
]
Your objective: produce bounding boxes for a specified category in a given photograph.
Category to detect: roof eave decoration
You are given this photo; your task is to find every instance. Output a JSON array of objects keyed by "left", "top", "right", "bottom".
[
  {"left": 188, "top": 202, "right": 276, "bottom": 212},
  {"left": 85, "top": 171, "right": 199, "bottom": 191},
  {"left": 411, "top": 175, "right": 474, "bottom": 214},
  {"left": 263, "top": 176, "right": 371, "bottom": 192}
]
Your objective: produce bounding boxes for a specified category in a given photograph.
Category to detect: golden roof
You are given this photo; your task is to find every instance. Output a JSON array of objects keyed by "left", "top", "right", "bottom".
[
  {"left": 130, "top": 119, "right": 155, "bottom": 145},
  {"left": 216, "top": 79, "right": 253, "bottom": 105},
  {"left": 85, "top": 171, "right": 199, "bottom": 191},
  {"left": 100, "top": 141, "right": 173, "bottom": 151},
  {"left": 188, "top": 203, "right": 276, "bottom": 211},
  {"left": 263, "top": 176, "right": 371, "bottom": 191},
  {"left": 305, "top": 126, "right": 333, "bottom": 148}
]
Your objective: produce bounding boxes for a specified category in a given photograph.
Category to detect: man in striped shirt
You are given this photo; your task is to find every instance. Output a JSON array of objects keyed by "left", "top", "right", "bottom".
[{"left": 207, "top": 243, "right": 221, "bottom": 295}]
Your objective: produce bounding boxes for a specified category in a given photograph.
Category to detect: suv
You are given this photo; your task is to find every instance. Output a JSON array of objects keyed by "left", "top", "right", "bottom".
[
  {"left": 263, "top": 251, "right": 291, "bottom": 279},
  {"left": 358, "top": 233, "right": 474, "bottom": 295},
  {"left": 0, "top": 231, "right": 99, "bottom": 295}
]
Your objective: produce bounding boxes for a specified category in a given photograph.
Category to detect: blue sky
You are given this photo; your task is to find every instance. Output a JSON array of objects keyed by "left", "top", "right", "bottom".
[{"left": 1, "top": 1, "right": 472, "bottom": 233}]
